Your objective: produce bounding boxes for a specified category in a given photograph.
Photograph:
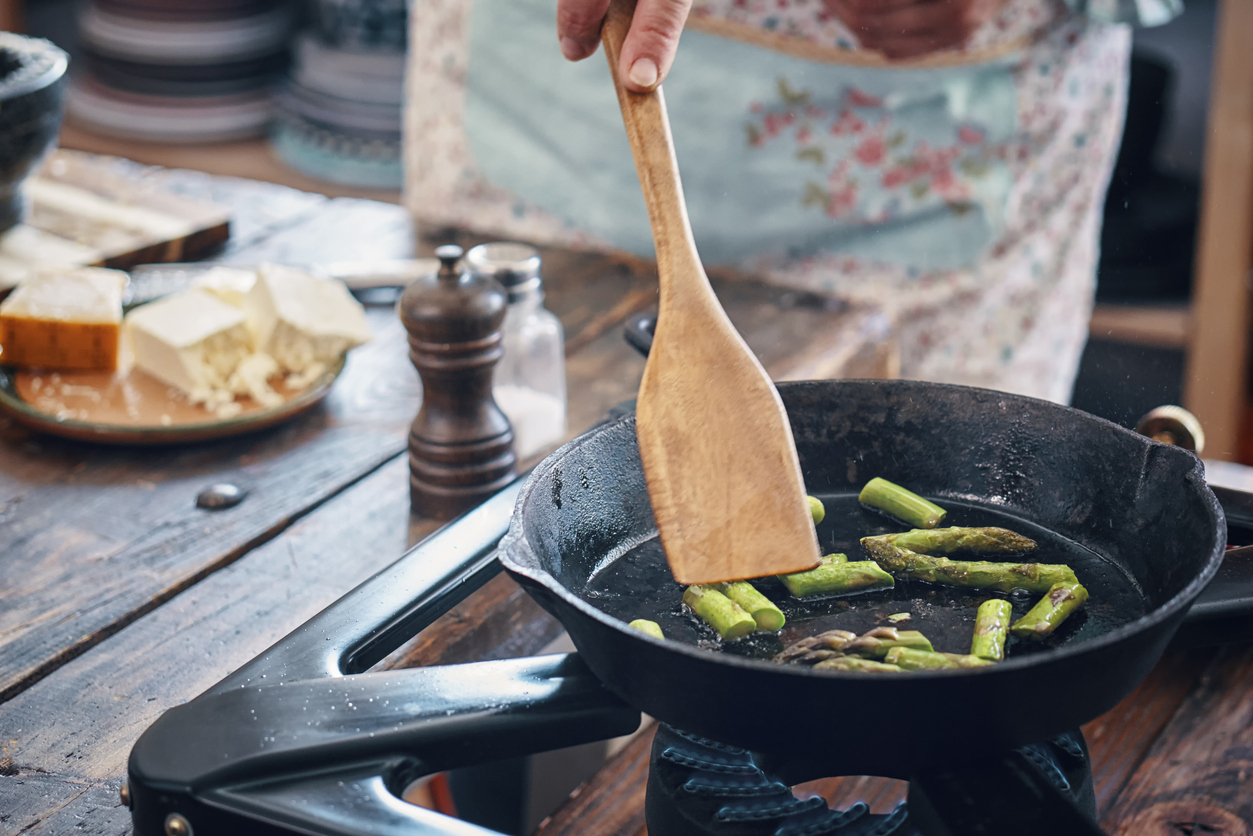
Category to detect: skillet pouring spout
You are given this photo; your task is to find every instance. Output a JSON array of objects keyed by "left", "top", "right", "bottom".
[{"left": 498, "top": 380, "right": 1225, "bottom": 774}]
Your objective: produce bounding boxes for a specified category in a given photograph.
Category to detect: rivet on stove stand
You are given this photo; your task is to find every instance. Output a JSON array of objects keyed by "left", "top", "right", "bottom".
[
  {"left": 164, "top": 813, "right": 193, "bottom": 836},
  {"left": 196, "top": 483, "right": 247, "bottom": 510}
]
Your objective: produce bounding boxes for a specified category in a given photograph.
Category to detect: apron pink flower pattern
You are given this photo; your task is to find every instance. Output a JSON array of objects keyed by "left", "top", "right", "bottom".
[{"left": 744, "top": 80, "right": 1018, "bottom": 223}]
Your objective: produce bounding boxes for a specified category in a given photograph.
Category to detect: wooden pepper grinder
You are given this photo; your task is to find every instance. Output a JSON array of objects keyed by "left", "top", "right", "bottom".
[{"left": 399, "top": 244, "right": 516, "bottom": 518}]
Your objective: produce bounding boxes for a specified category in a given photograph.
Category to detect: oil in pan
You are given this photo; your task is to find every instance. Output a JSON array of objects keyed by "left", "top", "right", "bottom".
[{"left": 583, "top": 493, "right": 1148, "bottom": 662}]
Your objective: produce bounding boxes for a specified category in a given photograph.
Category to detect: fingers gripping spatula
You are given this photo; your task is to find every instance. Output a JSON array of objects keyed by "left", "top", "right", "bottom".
[{"left": 601, "top": 0, "right": 821, "bottom": 584}]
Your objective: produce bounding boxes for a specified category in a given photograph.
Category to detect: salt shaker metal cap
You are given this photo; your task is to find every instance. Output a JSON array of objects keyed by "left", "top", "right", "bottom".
[{"left": 465, "top": 242, "right": 542, "bottom": 302}]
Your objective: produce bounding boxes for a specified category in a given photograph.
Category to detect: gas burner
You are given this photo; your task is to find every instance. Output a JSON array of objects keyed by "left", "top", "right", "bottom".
[
  {"left": 646, "top": 724, "right": 1095, "bottom": 836},
  {"left": 125, "top": 466, "right": 1253, "bottom": 836}
]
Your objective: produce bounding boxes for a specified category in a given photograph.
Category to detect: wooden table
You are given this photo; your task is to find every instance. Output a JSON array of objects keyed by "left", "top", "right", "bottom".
[{"left": 0, "top": 158, "right": 1250, "bottom": 836}]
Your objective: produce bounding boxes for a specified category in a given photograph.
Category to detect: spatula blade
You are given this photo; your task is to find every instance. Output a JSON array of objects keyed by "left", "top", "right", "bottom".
[{"left": 636, "top": 314, "right": 821, "bottom": 585}]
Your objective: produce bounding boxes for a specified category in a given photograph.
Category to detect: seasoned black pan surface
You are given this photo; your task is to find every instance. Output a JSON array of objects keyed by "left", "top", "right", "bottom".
[{"left": 499, "top": 380, "right": 1224, "bottom": 776}]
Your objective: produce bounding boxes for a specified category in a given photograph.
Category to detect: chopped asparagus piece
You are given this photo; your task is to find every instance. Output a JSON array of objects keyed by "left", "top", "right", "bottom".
[
  {"left": 885, "top": 648, "right": 994, "bottom": 670},
  {"left": 867, "top": 527, "right": 1037, "bottom": 556},
  {"left": 807, "top": 495, "right": 825, "bottom": 525},
  {"left": 971, "top": 598, "right": 1013, "bottom": 660},
  {"left": 779, "top": 557, "right": 893, "bottom": 598},
  {"left": 683, "top": 585, "right": 757, "bottom": 641},
  {"left": 717, "top": 581, "right": 785, "bottom": 632},
  {"left": 861, "top": 539, "right": 1078, "bottom": 594},
  {"left": 813, "top": 656, "right": 904, "bottom": 673},
  {"left": 971, "top": 599, "right": 1013, "bottom": 661},
  {"left": 1011, "top": 581, "right": 1089, "bottom": 641},
  {"left": 842, "top": 626, "right": 934, "bottom": 659},
  {"left": 887, "top": 612, "right": 912, "bottom": 624},
  {"left": 859, "top": 477, "right": 946, "bottom": 529},
  {"left": 628, "top": 619, "right": 664, "bottom": 640},
  {"left": 774, "top": 629, "right": 858, "bottom": 665}
]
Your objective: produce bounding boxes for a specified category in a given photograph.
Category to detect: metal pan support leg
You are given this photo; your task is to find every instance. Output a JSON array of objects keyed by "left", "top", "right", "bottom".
[{"left": 126, "top": 481, "right": 641, "bottom": 836}]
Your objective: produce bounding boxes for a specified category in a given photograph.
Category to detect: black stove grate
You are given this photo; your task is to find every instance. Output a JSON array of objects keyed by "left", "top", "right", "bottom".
[
  {"left": 125, "top": 474, "right": 1253, "bottom": 836},
  {"left": 646, "top": 723, "right": 1097, "bottom": 836}
]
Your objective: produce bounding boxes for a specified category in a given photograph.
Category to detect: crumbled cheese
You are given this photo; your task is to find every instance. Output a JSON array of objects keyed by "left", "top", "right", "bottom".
[
  {"left": 244, "top": 263, "right": 371, "bottom": 374},
  {"left": 0, "top": 266, "right": 127, "bottom": 370},
  {"left": 125, "top": 289, "right": 252, "bottom": 402},
  {"left": 226, "top": 351, "right": 282, "bottom": 407}
]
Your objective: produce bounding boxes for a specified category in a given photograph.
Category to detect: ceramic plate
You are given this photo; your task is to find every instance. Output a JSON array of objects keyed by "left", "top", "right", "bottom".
[{"left": 0, "top": 355, "right": 344, "bottom": 444}]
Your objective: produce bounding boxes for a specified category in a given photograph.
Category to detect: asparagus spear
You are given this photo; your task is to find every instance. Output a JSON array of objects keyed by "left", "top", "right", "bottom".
[
  {"left": 779, "top": 557, "right": 892, "bottom": 598},
  {"left": 808, "top": 495, "right": 826, "bottom": 525},
  {"left": 628, "top": 619, "right": 664, "bottom": 640},
  {"left": 885, "top": 647, "right": 994, "bottom": 670},
  {"left": 842, "top": 626, "right": 934, "bottom": 659},
  {"left": 813, "top": 656, "right": 904, "bottom": 673},
  {"left": 717, "top": 581, "right": 786, "bottom": 632},
  {"left": 683, "top": 585, "right": 757, "bottom": 641},
  {"left": 861, "top": 539, "right": 1078, "bottom": 594},
  {"left": 774, "top": 629, "right": 858, "bottom": 665},
  {"left": 859, "top": 477, "right": 946, "bottom": 529},
  {"left": 866, "top": 527, "right": 1037, "bottom": 556},
  {"left": 1011, "top": 581, "right": 1089, "bottom": 641},
  {"left": 971, "top": 599, "right": 1012, "bottom": 661}
]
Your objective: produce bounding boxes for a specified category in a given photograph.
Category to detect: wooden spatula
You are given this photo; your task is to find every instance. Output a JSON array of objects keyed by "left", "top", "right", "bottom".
[{"left": 601, "top": 0, "right": 821, "bottom": 585}]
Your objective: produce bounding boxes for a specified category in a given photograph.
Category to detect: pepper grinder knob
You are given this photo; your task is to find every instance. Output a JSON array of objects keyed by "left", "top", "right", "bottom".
[{"left": 398, "top": 244, "right": 516, "bottom": 519}]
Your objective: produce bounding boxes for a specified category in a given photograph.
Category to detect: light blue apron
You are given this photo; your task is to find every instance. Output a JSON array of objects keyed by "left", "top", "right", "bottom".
[{"left": 464, "top": 0, "right": 1020, "bottom": 272}]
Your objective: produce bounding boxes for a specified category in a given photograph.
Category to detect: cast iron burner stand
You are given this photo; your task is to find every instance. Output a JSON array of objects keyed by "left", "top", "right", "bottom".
[{"left": 126, "top": 466, "right": 1253, "bottom": 836}]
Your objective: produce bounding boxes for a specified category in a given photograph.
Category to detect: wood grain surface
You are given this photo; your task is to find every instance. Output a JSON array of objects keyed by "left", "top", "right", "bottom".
[
  {"left": 533, "top": 725, "right": 655, "bottom": 836},
  {"left": 1100, "top": 644, "right": 1253, "bottom": 834}
]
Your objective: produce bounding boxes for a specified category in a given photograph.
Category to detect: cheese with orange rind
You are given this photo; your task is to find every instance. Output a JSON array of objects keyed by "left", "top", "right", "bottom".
[{"left": 0, "top": 267, "right": 127, "bottom": 370}]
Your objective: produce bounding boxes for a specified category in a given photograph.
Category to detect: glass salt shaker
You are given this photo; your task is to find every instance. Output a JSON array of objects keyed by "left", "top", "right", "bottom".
[{"left": 465, "top": 242, "right": 567, "bottom": 459}]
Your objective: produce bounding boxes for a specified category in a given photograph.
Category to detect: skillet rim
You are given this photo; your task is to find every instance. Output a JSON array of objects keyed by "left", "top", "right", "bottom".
[{"left": 498, "top": 379, "right": 1227, "bottom": 680}]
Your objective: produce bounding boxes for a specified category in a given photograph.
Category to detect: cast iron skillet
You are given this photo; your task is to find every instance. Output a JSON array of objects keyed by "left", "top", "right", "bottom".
[{"left": 498, "top": 379, "right": 1225, "bottom": 777}]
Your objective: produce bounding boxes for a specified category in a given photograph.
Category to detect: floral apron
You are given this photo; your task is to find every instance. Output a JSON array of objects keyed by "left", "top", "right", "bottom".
[{"left": 406, "top": 0, "right": 1179, "bottom": 403}]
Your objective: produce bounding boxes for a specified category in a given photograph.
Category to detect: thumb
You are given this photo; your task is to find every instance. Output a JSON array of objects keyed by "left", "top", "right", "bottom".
[{"left": 617, "top": 0, "right": 691, "bottom": 92}]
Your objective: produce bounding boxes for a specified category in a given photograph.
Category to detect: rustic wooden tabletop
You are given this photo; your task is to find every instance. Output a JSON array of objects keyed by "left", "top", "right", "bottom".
[{"left": 0, "top": 155, "right": 1249, "bottom": 836}]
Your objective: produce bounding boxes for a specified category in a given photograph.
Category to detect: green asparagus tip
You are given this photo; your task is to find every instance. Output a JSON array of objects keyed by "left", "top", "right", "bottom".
[
  {"left": 807, "top": 495, "right": 825, "bottom": 525},
  {"left": 628, "top": 619, "right": 664, "bottom": 640},
  {"left": 859, "top": 477, "right": 947, "bottom": 529}
]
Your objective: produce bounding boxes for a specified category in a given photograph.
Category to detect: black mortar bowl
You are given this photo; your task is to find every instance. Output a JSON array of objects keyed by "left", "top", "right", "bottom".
[{"left": 0, "top": 33, "right": 67, "bottom": 234}]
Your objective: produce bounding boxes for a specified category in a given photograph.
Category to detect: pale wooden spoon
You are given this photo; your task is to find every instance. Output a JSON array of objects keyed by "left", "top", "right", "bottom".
[{"left": 601, "top": 0, "right": 821, "bottom": 584}]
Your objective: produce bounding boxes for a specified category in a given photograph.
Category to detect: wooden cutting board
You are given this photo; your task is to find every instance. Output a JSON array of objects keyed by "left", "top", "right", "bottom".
[{"left": 0, "top": 149, "right": 230, "bottom": 290}]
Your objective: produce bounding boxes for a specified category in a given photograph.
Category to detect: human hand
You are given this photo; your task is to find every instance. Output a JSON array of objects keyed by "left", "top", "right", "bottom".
[
  {"left": 825, "top": 0, "right": 1007, "bottom": 60},
  {"left": 557, "top": 0, "right": 692, "bottom": 93}
]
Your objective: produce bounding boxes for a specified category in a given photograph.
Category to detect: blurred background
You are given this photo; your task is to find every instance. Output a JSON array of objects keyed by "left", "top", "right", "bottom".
[{"left": 7, "top": 0, "right": 1253, "bottom": 464}]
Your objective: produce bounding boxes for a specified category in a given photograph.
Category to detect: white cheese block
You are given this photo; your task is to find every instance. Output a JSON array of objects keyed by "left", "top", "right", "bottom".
[
  {"left": 244, "top": 263, "right": 371, "bottom": 375},
  {"left": 192, "top": 266, "right": 258, "bottom": 309},
  {"left": 125, "top": 289, "right": 252, "bottom": 399}
]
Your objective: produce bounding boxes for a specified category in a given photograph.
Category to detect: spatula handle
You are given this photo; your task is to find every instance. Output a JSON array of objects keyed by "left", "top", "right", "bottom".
[{"left": 601, "top": 0, "right": 703, "bottom": 292}]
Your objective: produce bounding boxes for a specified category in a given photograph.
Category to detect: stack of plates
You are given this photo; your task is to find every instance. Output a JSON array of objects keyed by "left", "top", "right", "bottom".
[
  {"left": 270, "top": 1, "right": 405, "bottom": 189},
  {"left": 67, "top": 0, "right": 294, "bottom": 143}
]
